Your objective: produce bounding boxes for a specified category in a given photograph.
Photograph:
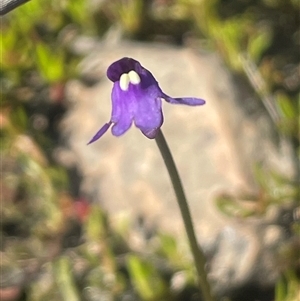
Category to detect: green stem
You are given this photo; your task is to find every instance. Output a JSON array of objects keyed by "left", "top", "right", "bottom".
[{"left": 155, "top": 129, "right": 215, "bottom": 301}]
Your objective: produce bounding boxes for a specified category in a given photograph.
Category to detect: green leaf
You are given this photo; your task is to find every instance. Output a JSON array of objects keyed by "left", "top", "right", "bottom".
[
  {"left": 275, "top": 270, "right": 300, "bottom": 301},
  {"left": 248, "top": 28, "right": 272, "bottom": 63},
  {"left": 276, "top": 93, "right": 297, "bottom": 119},
  {"left": 35, "top": 43, "right": 65, "bottom": 83},
  {"left": 54, "top": 257, "right": 80, "bottom": 301},
  {"left": 275, "top": 277, "right": 286, "bottom": 301},
  {"left": 127, "top": 255, "right": 167, "bottom": 300},
  {"left": 216, "top": 195, "right": 256, "bottom": 218},
  {"left": 10, "top": 106, "right": 28, "bottom": 131},
  {"left": 84, "top": 206, "right": 107, "bottom": 242}
]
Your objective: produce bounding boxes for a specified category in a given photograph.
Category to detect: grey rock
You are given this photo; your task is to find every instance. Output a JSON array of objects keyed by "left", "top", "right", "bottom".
[
  {"left": 0, "top": 265, "right": 24, "bottom": 288},
  {"left": 59, "top": 40, "right": 295, "bottom": 294},
  {"left": 209, "top": 221, "right": 287, "bottom": 296}
]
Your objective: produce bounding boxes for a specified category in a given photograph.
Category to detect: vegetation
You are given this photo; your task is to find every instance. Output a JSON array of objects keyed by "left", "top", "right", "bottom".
[{"left": 1, "top": 0, "right": 299, "bottom": 300}]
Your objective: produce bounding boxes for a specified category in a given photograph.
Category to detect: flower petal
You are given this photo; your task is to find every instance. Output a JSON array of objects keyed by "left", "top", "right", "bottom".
[
  {"left": 87, "top": 122, "right": 112, "bottom": 144},
  {"left": 133, "top": 88, "right": 163, "bottom": 137},
  {"left": 111, "top": 115, "right": 133, "bottom": 136},
  {"left": 107, "top": 57, "right": 141, "bottom": 82},
  {"left": 110, "top": 83, "right": 134, "bottom": 136},
  {"left": 163, "top": 95, "right": 206, "bottom": 106}
]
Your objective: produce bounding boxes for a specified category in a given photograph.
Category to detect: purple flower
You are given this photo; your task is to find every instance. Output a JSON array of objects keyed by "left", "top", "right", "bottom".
[{"left": 88, "top": 57, "right": 205, "bottom": 144}]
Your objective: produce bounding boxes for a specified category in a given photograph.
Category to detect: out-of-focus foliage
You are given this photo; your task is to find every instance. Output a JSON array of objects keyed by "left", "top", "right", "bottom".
[
  {"left": 127, "top": 255, "right": 168, "bottom": 300},
  {"left": 102, "top": 0, "right": 145, "bottom": 36},
  {"left": 17, "top": 205, "right": 195, "bottom": 300},
  {"left": 1, "top": 0, "right": 87, "bottom": 89},
  {"left": 275, "top": 270, "right": 300, "bottom": 301},
  {"left": 178, "top": 0, "right": 299, "bottom": 149},
  {"left": 1, "top": 0, "right": 299, "bottom": 300},
  {"left": 216, "top": 165, "right": 298, "bottom": 218}
]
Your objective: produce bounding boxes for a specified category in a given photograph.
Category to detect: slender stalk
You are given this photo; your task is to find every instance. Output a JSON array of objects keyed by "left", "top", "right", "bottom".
[{"left": 155, "top": 129, "right": 215, "bottom": 301}]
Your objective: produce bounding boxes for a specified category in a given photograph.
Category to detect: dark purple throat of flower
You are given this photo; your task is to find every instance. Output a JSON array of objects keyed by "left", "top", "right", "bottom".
[{"left": 87, "top": 57, "right": 206, "bottom": 144}]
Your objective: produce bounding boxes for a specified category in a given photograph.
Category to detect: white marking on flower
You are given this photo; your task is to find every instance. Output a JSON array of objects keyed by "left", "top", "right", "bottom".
[
  {"left": 128, "top": 70, "right": 141, "bottom": 85},
  {"left": 120, "top": 73, "right": 130, "bottom": 91}
]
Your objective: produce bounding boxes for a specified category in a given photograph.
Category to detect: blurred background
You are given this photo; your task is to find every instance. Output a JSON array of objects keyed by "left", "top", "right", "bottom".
[{"left": 1, "top": 0, "right": 299, "bottom": 300}]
